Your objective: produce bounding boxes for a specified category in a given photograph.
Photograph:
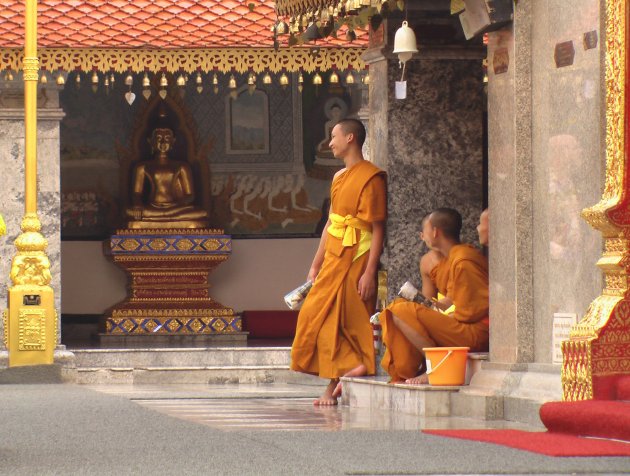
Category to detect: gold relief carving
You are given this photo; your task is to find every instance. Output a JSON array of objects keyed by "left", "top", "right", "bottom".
[
  {"left": 150, "top": 239, "right": 168, "bottom": 250},
  {"left": 563, "top": 0, "right": 630, "bottom": 401},
  {"left": 604, "top": 274, "right": 627, "bottom": 295},
  {"left": 115, "top": 228, "right": 226, "bottom": 235},
  {"left": 18, "top": 309, "right": 46, "bottom": 351},
  {"left": 119, "top": 239, "right": 141, "bottom": 251},
  {"left": 176, "top": 239, "right": 194, "bottom": 251},
  {"left": 111, "top": 308, "right": 233, "bottom": 318},
  {"left": 201, "top": 239, "right": 221, "bottom": 251},
  {"left": 3, "top": 309, "right": 8, "bottom": 349},
  {"left": 0, "top": 48, "right": 366, "bottom": 74},
  {"left": 22, "top": 56, "right": 39, "bottom": 81},
  {"left": 113, "top": 255, "right": 227, "bottom": 263},
  {"left": 211, "top": 319, "right": 227, "bottom": 332}
]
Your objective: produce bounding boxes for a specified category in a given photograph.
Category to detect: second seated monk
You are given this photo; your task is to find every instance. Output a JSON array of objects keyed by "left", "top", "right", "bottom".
[
  {"left": 290, "top": 118, "right": 387, "bottom": 405},
  {"left": 380, "top": 208, "right": 489, "bottom": 384},
  {"left": 126, "top": 127, "right": 209, "bottom": 229}
]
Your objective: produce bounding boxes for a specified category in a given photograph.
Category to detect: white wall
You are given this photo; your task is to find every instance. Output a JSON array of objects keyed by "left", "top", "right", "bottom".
[{"left": 61, "top": 238, "right": 319, "bottom": 314}]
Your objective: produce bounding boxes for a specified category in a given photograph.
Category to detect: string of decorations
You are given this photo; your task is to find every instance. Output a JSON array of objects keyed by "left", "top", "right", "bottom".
[{"left": 0, "top": 69, "right": 370, "bottom": 104}]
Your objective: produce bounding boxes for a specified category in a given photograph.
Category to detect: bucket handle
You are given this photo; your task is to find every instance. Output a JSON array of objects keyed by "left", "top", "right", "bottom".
[{"left": 426, "top": 350, "right": 453, "bottom": 375}]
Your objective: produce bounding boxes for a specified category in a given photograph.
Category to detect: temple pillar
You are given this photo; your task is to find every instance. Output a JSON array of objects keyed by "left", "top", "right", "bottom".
[
  {"left": 459, "top": 0, "right": 604, "bottom": 424},
  {"left": 0, "top": 76, "right": 75, "bottom": 375}
]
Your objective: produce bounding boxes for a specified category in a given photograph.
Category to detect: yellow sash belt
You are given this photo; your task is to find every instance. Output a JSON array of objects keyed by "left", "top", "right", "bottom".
[{"left": 327, "top": 213, "right": 372, "bottom": 261}]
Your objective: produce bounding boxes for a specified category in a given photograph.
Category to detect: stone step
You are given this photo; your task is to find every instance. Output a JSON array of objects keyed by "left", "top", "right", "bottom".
[
  {"left": 340, "top": 352, "right": 490, "bottom": 417},
  {"left": 76, "top": 366, "right": 322, "bottom": 385},
  {"left": 341, "top": 376, "right": 460, "bottom": 417},
  {"left": 72, "top": 347, "right": 324, "bottom": 386},
  {"left": 72, "top": 347, "right": 291, "bottom": 368}
]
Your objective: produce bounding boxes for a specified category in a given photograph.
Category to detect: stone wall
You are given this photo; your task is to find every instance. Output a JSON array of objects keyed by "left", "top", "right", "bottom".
[{"left": 385, "top": 59, "right": 485, "bottom": 296}]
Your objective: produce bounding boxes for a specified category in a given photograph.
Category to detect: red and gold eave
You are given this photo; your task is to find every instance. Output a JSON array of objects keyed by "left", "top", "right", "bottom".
[{"left": 0, "top": 0, "right": 368, "bottom": 73}]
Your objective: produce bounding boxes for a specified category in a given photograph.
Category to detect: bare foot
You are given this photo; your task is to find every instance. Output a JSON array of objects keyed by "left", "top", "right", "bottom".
[
  {"left": 332, "top": 363, "right": 369, "bottom": 398},
  {"left": 405, "top": 373, "right": 429, "bottom": 385},
  {"left": 314, "top": 380, "right": 339, "bottom": 406},
  {"left": 388, "top": 378, "right": 406, "bottom": 384}
]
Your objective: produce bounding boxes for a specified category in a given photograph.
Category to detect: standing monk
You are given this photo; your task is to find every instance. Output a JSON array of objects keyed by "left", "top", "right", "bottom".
[
  {"left": 290, "top": 119, "right": 386, "bottom": 405},
  {"left": 380, "top": 208, "right": 489, "bottom": 384}
]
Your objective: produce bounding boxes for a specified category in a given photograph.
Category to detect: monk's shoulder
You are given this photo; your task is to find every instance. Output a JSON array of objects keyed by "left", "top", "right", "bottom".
[
  {"left": 420, "top": 250, "right": 443, "bottom": 274},
  {"left": 450, "top": 244, "right": 487, "bottom": 267}
]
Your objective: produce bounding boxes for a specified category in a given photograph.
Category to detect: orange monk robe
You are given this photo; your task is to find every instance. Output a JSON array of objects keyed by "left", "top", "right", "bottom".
[
  {"left": 381, "top": 244, "right": 489, "bottom": 381},
  {"left": 290, "top": 161, "right": 386, "bottom": 379}
]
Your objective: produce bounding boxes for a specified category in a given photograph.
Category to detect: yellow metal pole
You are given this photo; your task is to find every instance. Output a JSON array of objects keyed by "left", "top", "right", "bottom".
[
  {"left": 3, "top": 0, "right": 57, "bottom": 366},
  {"left": 24, "top": 0, "right": 38, "bottom": 214}
]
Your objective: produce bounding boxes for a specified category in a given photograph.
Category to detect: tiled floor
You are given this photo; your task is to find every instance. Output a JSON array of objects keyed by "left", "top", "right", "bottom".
[{"left": 86, "top": 384, "right": 540, "bottom": 432}]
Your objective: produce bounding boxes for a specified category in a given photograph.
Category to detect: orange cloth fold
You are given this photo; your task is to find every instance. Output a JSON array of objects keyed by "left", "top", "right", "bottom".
[{"left": 290, "top": 161, "right": 386, "bottom": 379}]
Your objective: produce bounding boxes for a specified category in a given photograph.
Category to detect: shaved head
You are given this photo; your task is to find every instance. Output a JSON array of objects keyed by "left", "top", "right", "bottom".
[
  {"left": 429, "top": 208, "right": 462, "bottom": 241},
  {"left": 336, "top": 118, "right": 366, "bottom": 147}
]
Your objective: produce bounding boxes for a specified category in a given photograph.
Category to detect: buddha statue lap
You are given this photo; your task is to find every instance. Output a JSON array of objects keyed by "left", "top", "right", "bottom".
[{"left": 125, "top": 127, "right": 209, "bottom": 229}]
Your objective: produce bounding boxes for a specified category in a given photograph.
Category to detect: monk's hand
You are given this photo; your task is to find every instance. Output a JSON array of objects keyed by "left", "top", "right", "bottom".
[
  {"left": 307, "top": 265, "right": 320, "bottom": 283},
  {"left": 358, "top": 272, "right": 376, "bottom": 301}
]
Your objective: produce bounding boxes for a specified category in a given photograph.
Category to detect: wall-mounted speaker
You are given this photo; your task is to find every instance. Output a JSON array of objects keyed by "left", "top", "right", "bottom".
[{"left": 459, "top": 0, "right": 513, "bottom": 40}]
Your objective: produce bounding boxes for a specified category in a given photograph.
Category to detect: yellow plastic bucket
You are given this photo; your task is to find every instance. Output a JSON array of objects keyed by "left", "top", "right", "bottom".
[{"left": 423, "top": 347, "right": 469, "bottom": 386}]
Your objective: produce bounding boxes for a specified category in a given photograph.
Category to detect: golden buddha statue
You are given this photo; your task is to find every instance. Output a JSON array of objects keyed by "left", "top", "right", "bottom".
[{"left": 126, "top": 127, "right": 209, "bottom": 229}]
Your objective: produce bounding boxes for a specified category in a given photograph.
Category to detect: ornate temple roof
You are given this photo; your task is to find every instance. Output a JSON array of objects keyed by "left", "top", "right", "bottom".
[{"left": 0, "top": 0, "right": 365, "bottom": 49}]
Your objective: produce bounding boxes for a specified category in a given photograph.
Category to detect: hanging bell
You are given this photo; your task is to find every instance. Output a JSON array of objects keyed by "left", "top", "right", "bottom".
[
  {"left": 228, "top": 74, "right": 237, "bottom": 90},
  {"left": 75, "top": 73, "right": 81, "bottom": 88},
  {"left": 196, "top": 72, "right": 203, "bottom": 93},
  {"left": 142, "top": 73, "right": 150, "bottom": 88},
  {"left": 160, "top": 74, "right": 168, "bottom": 88},
  {"left": 212, "top": 73, "right": 219, "bottom": 86},
  {"left": 56, "top": 72, "right": 65, "bottom": 85},
  {"left": 313, "top": 73, "right": 322, "bottom": 85},
  {"left": 262, "top": 72, "right": 272, "bottom": 85},
  {"left": 279, "top": 72, "right": 289, "bottom": 88},
  {"left": 393, "top": 21, "right": 418, "bottom": 64},
  {"left": 5, "top": 70, "right": 14, "bottom": 81},
  {"left": 110, "top": 73, "right": 115, "bottom": 85},
  {"left": 345, "top": 71, "right": 355, "bottom": 84},
  {"left": 40, "top": 72, "right": 48, "bottom": 84},
  {"left": 363, "top": 71, "right": 370, "bottom": 84},
  {"left": 177, "top": 74, "right": 186, "bottom": 87},
  {"left": 125, "top": 73, "right": 133, "bottom": 87},
  {"left": 329, "top": 71, "right": 339, "bottom": 84},
  {"left": 91, "top": 71, "right": 99, "bottom": 93},
  {"left": 277, "top": 20, "right": 288, "bottom": 35},
  {"left": 247, "top": 73, "right": 256, "bottom": 95}
]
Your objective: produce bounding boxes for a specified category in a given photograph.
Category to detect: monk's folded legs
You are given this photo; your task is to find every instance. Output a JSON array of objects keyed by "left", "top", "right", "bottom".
[{"left": 392, "top": 313, "right": 434, "bottom": 356}]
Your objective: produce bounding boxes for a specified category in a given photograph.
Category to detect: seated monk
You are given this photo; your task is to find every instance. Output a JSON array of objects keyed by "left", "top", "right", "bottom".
[
  {"left": 380, "top": 208, "right": 489, "bottom": 384},
  {"left": 126, "top": 127, "right": 209, "bottom": 229}
]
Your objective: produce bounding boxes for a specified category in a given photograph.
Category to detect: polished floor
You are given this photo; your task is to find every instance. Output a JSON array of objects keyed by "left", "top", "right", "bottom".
[{"left": 86, "top": 383, "right": 539, "bottom": 432}]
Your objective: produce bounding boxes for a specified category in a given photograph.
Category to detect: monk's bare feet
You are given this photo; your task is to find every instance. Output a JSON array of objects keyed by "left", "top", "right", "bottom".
[
  {"left": 388, "top": 378, "right": 405, "bottom": 384},
  {"left": 405, "top": 373, "right": 429, "bottom": 385},
  {"left": 332, "top": 363, "right": 368, "bottom": 398},
  {"left": 314, "top": 380, "right": 339, "bottom": 406}
]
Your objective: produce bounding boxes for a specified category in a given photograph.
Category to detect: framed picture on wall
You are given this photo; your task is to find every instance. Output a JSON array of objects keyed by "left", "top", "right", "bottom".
[{"left": 225, "top": 87, "right": 270, "bottom": 155}]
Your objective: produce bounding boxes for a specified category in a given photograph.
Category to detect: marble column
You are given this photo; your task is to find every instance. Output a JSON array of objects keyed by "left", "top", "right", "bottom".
[
  {"left": 461, "top": 0, "right": 604, "bottom": 424},
  {"left": 0, "top": 77, "right": 71, "bottom": 363},
  {"left": 365, "top": 43, "right": 486, "bottom": 301}
]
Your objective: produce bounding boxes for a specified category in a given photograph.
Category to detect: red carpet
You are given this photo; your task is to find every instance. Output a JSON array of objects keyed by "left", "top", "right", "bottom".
[
  {"left": 540, "top": 401, "right": 630, "bottom": 442},
  {"left": 423, "top": 429, "right": 630, "bottom": 456}
]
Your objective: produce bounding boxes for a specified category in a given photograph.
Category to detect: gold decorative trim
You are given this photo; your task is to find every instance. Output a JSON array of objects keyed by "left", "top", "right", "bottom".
[
  {"left": 562, "top": 0, "right": 630, "bottom": 401},
  {"left": 18, "top": 308, "right": 46, "bottom": 351},
  {"left": 2, "top": 309, "right": 8, "bottom": 349},
  {"left": 0, "top": 47, "right": 366, "bottom": 74},
  {"left": 22, "top": 56, "right": 39, "bottom": 81}
]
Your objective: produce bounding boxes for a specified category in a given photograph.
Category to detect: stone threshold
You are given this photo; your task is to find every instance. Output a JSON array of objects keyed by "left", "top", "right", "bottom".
[{"left": 340, "top": 376, "right": 462, "bottom": 417}]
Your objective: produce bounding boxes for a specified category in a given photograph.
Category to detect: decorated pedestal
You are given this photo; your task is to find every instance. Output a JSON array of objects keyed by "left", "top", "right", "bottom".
[{"left": 102, "top": 229, "right": 243, "bottom": 346}]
